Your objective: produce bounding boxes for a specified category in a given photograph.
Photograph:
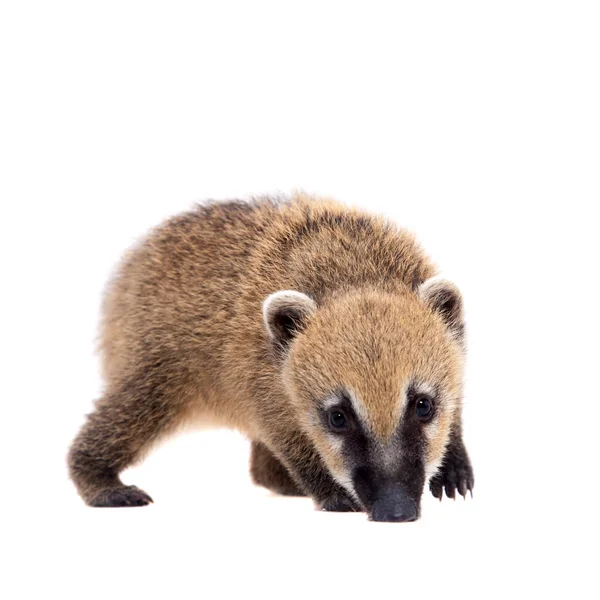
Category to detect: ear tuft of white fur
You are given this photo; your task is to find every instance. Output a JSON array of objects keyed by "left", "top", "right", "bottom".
[
  {"left": 418, "top": 276, "right": 465, "bottom": 343},
  {"left": 262, "top": 290, "right": 317, "bottom": 347},
  {"left": 418, "top": 276, "right": 460, "bottom": 303}
]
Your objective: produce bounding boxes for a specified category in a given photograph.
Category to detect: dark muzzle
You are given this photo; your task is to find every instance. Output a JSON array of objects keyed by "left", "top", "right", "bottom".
[{"left": 369, "top": 483, "right": 419, "bottom": 523}]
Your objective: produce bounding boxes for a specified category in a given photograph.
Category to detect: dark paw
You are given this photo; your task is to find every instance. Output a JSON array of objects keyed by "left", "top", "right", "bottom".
[
  {"left": 89, "top": 485, "right": 154, "bottom": 507},
  {"left": 320, "top": 494, "right": 362, "bottom": 513},
  {"left": 430, "top": 443, "right": 474, "bottom": 500}
]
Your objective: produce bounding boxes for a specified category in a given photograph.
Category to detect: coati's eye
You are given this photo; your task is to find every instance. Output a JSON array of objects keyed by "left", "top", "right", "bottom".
[
  {"left": 328, "top": 410, "right": 348, "bottom": 432},
  {"left": 415, "top": 395, "right": 434, "bottom": 422}
]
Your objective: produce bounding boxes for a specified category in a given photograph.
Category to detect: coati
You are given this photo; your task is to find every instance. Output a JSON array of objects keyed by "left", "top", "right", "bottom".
[{"left": 68, "top": 193, "right": 474, "bottom": 522}]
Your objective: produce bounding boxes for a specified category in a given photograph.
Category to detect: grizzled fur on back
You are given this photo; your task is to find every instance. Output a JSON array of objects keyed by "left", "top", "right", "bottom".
[
  {"left": 68, "top": 193, "right": 472, "bottom": 516},
  {"left": 102, "top": 194, "right": 436, "bottom": 429}
]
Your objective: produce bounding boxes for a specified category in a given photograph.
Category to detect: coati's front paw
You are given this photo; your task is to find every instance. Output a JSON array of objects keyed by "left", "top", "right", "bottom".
[
  {"left": 430, "top": 442, "right": 474, "bottom": 500},
  {"left": 320, "top": 493, "right": 362, "bottom": 513},
  {"left": 89, "top": 485, "right": 154, "bottom": 507}
]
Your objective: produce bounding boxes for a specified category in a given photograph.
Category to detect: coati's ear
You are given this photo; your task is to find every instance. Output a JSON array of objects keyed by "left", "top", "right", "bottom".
[
  {"left": 418, "top": 277, "right": 465, "bottom": 344},
  {"left": 262, "top": 290, "right": 317, "bottom": 350}
]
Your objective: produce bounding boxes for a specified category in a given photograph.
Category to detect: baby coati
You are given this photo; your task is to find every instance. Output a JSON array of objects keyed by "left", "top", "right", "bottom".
[{"left": 68, "top": 194, "right": 474, "bottom": 522}]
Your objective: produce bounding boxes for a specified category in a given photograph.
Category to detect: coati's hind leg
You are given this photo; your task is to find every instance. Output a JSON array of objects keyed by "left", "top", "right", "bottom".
[
  {"left": 68, "top": 368, "right": 190, "bottom": 507},
  {"left": 429, "top": 424, "right": 474, "bottom": 500},
  {"left": 249, "top": 441, "right": 306, "bottom": 497}
]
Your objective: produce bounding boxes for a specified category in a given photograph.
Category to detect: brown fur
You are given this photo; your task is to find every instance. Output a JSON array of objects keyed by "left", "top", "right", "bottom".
[
  {"left": 249, "top": 441, "right": 305, "bottom": 497},
  {"left": 68, "top": 193, "right": 471, "bottom": 512}
]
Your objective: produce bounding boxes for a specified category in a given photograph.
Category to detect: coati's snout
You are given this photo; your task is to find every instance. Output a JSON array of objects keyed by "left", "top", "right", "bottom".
[
  {"left": 317, "top": 390, "right": 429, "bottom": 522},
  {"left": 371, "top": 492, "right": 418, "bottom": 523},
  {"left": 352, "top": 470, "right": 423, "bottom": 523},
  {"left": 368, "top": 484, "right": 419, "bottom": 523}
]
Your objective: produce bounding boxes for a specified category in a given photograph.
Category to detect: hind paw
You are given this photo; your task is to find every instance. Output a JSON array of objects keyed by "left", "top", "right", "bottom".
[{"left": 89, "top": 485, "right": 154, "bottom": 507}]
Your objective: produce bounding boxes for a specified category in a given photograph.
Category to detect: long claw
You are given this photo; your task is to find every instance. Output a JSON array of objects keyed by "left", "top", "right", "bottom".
[{"left": 430, "top": 479, "right": 443, "bottom": 501}]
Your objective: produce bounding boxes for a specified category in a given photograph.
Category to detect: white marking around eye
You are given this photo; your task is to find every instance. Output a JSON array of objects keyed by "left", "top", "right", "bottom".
[
  {"left": 325, "top": 433, "right": 344, "bottom": 454},
  {"left": 410, "top": 381, "right": 439, "bottom": 442},
  {"left": 413, "top": 381, "right": 436, "bottom": 397},
  {"left": 394, "top": 380, "right": 436, "bottom": 435},
  {"left": 323, "top": 389, "right": 373, "bottom": 434},
  {"left": 322, "top": 394, "right": 364, "bottom": 507}
]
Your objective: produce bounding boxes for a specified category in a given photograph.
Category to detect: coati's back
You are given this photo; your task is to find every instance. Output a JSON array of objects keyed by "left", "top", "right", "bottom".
[
  {"left": 234, "top": 194, "right": 436, "bottom": 305},
  {"left": 101, "top": 194, "right": 435, "bottom": 386}
]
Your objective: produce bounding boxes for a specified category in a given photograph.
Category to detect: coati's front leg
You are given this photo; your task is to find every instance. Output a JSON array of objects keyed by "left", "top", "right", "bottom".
[
  {"left": 429, "top": 424, "right": 474, "bottom": 500},
  {"left": 250, "top": 441, "right": 306, "bottom": 497},
  {"left": 68, "top": 366, "right": 189, "bottom": 507},
  {"left": 256, "top": 431, "right": 362, "bottom": 512}
]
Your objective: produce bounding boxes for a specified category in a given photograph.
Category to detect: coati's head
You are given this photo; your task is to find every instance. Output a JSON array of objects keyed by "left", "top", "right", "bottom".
[{"left": 262, "top": 279, "right": 465, "bottom": 522}]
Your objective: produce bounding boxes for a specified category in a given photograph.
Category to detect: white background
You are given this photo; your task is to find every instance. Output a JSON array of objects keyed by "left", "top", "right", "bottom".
[{"left": 1, "top": 1, "right": 599, "bottom": 598}]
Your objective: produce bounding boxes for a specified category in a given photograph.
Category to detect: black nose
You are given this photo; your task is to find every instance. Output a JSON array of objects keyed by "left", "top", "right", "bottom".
[{"left": 370, "top": 497, "right": 418, "bottom": 523}]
